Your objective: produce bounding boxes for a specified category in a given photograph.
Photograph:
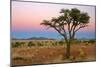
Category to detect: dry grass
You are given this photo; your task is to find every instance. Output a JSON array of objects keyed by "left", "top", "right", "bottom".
[{"left": 11, "top": 40, "right": 96, "bottom": 66}]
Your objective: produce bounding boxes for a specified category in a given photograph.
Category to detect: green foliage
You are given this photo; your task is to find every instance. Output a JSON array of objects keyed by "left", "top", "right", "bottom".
[
  {"left": 12, "top": 42, "right": 21, "bottom": 48},
  {"left": 12, "top": 39, "right": 94, "bottom": 47},
  {"left": 51, "top": 41, "right": 57, "bottom": 46},
  {"left": 12, "top": 40, "right": 67, "bottom": 47},
  {"left": 28, "top": 41, "right": 36, "bottom": 47},
  {"left": 82, "top": 39, "right": 95, "bottom": 45},
  {"left": 88, "top": 39, "right": 96, "bottom": 44},
  {"left": 58, "top": 41, "right": 64, "bottom": 45},
  {"left": 20, "top": 42, "right": 26, "bottom": 45},
  {"left": 37, "top": 42, "right": 43, "bottom": 46}
]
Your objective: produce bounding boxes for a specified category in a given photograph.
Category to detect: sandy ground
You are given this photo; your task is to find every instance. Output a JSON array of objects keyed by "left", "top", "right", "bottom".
[{"left": 11, "top": 44, "right": 96, "bottom": 66}]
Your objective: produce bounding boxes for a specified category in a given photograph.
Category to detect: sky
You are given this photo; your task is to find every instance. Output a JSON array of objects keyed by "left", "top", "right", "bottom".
[{"left": 11, "top": 1, "right": 96, "bottom": 39}]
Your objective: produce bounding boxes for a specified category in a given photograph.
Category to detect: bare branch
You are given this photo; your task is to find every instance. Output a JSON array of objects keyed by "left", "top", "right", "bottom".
[
  {"left": 75, "top": 25, "right": 88, "bottom": 32},
  {"left": 53, "top": 26, "right": 65, "bottom": 36}
]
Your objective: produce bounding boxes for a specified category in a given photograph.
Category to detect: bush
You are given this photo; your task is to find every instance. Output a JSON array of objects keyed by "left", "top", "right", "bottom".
[
  {"left": 20, "top": 42, "right": 26, "bottom": 46},
  {"left": 12, "top": 42, "right": 21, "bottom": 48},
  {"left": 58, "top": 41, "right": 64, "bottom": 45},
  {"left": 37, "top": 42, "right": 43, "bottom": 46},
  {"left": 88, "top": 39, "right": 96, "bottom": 44},
  {"left": 51, "top": 42, "right": 56, "bottom": 46},
  {"left": 28, "top": 41, "right": 36, "bottom": 47},
  {"left": 54, "top": 41, "right": 58, "bottom": 46}
]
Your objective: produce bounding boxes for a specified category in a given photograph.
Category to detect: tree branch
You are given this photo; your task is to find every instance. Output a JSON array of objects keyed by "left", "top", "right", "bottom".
[
  {"left": 75, "top": 25, "right": 88, "bottom": 32},
  {"left": 53, "top": 26, "right": 65, "bottom": 37}
]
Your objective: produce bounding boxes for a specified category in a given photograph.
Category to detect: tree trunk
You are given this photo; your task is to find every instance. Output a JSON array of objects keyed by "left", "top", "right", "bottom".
[
  {"left": 66, "top": 40, "right": 71, "bottom": 59},
  {"left": 64, "top": 36, "right": 71, "bottom": 59},
  {"left": 72, "top": 32, "right": 75, "bottom": 40}
]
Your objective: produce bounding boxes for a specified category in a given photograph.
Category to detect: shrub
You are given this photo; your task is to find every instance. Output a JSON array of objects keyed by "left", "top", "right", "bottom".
[
  {"left": 88, "top": 39, "right": 96, "bottom": 44},
  {"left": 54, "top": 41, "right": 58, "bottom": 46},
  {"left": 28, "top": 41, "right": 36, "bottom": 47},
  {"left": 12, "top": 42, "right": 21, "bottom": 48},
  {"left": 51, "top": 42, "right": 56, "bottom": 46},
  {"left": 37, "top": 42, "right": 43, "bottom": 46},
  {"left": 20, "top": 42, "right": 26, "bottom": 46},
  {"left": 58, "top": 41, "right": 64, "bottom": 45}
]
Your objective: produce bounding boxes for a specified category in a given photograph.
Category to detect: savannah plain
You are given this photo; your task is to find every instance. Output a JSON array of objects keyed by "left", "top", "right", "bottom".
[{"left": 11, "top": 39, "right": 96, "bottom": 66}]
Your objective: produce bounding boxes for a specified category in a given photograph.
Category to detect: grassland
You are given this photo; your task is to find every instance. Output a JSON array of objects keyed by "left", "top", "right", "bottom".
[{"left": 11, "top": 39, "right": 96, "bottom": 66}]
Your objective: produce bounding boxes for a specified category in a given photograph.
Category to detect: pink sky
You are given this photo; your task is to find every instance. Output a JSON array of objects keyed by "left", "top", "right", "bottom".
[{"left": 11, "top": 1, "right": 96, "bottom": 39}]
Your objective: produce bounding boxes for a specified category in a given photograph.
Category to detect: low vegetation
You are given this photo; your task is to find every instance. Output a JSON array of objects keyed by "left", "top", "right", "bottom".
[
  {"left": 12, "top": 40, "right": 95, "bottom": 48},
  {"left": 11, "top": 39, "right": 96, "bottom": 66}
]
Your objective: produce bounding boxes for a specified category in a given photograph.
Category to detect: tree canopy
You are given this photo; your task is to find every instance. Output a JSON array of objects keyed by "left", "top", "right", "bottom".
[{"left": 41, "top": 8, "right": 90, "bottom": 40}]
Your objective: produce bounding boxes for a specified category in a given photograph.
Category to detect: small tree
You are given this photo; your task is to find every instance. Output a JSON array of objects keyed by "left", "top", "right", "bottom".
[{"left": 40, "top": 8, "right": 90, "bottom": 59}]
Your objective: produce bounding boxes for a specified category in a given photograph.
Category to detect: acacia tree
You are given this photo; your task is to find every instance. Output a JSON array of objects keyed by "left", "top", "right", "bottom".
[{"left": 40, "top": 8, "right": 90, "bottom": 59}]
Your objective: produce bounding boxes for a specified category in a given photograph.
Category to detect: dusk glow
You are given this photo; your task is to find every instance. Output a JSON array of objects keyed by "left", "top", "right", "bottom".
[{"left": 11, "top": 1, "right": 96, "bottom": 39}]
